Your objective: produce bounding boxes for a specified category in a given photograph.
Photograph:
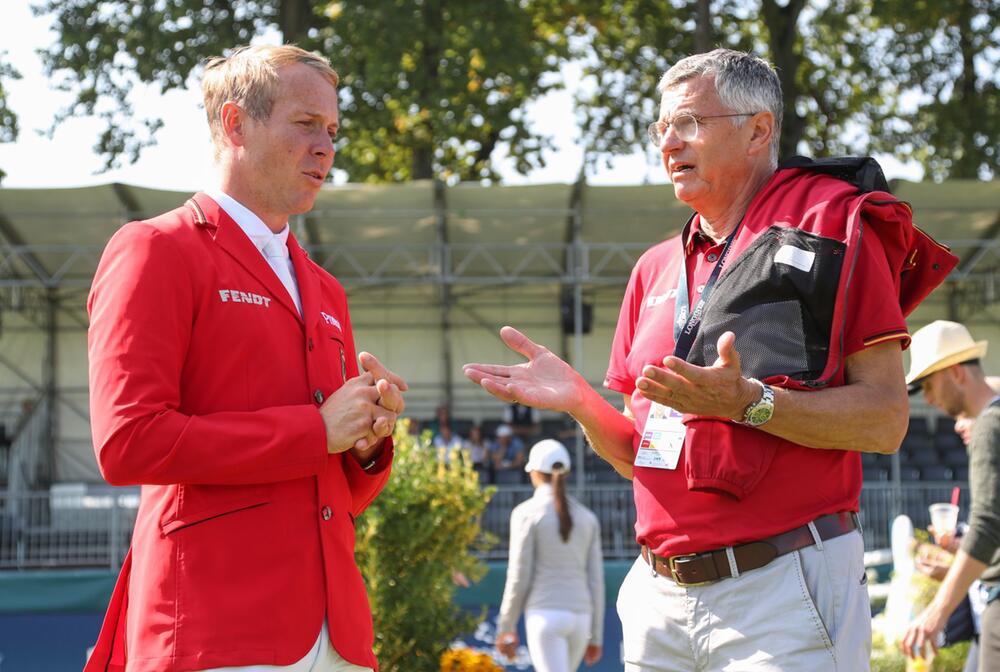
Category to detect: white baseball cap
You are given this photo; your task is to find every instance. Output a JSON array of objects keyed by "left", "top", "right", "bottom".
[
  {"left": 905, "top": 320, "right": 988, "bottom": 391},
  {"left": 524, "top": 439, "right": 571, "bottom": 474}
]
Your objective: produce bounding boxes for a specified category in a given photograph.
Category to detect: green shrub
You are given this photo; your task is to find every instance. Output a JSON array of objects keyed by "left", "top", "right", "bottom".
[
  {"left": 872, "top": 616, "right": 971, "bottom": 671},
  {"left": 355, "top": 422, "right": 496, "bottom": 671}
]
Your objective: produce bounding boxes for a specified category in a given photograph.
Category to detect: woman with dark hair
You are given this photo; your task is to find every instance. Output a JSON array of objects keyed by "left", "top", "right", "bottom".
[{"left": 496, "top": 440, "right": 604, "bottom": 671}]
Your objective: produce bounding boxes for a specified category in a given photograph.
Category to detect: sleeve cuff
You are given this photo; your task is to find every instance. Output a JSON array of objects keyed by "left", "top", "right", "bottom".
[
  {"left": 604, "top": 374, "right": 634, "bottom": 394},
  {"left": 355, "top": 437, "right": 394, "bottom": 475}
]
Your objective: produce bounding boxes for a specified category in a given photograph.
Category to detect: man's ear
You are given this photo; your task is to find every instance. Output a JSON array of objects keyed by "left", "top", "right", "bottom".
[
  {"left": 947, "top": 363, "right": 967, "bottom": 385},
  {"left": 220, "top": 101, "right": 248, "bottom": 148},
  {"left": 746, "top": 110, "right": 775, "bottom": 158}
]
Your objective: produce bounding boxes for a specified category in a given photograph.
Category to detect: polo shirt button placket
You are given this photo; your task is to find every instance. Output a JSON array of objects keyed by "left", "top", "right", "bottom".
[
  {"left": 321, "top": 506, "right": 332, "bottom": 521},
  {"left": 314, "top": 389, "right": 324, "bottom": 405}
]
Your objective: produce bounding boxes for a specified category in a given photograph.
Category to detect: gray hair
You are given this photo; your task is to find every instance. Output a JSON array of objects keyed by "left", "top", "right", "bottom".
[{"left": 658, "top": 49, "right": 783, "bottom": 167}]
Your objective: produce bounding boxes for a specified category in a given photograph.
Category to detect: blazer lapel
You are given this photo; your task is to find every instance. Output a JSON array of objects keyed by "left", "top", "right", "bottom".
[
  {"left": 189, "top": 193, "right": 303, "bottom": 323},
  {"left": 289, "top": 233, "right": 320, "bottom": 333}
]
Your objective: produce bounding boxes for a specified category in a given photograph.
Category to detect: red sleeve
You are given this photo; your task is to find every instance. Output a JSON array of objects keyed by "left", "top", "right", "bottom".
[
  {"left": 842, "top": 222, "right": 909, "bottom": 357},
  {"left": 88, "top": 222, "right": 328, "bottom": 486},
  {"left": 604, "top": 262, "right": 645, "bottom": 394}
]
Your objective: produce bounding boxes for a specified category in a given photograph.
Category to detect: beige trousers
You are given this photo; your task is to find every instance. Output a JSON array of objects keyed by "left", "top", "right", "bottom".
[
  {"left": 617, "top": 529, "right": 871, "bottom": 671},
  {"left": 202, "top": 623, "right": 373, "bottom": 672}
]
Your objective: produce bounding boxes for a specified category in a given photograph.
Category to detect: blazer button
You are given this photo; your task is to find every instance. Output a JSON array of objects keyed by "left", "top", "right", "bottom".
[
  {"left": 314, "top": 389, "right": 324, "bottom": 404},
  {"left": 321, "top": 506, "right": 332, "bottom": 521}
]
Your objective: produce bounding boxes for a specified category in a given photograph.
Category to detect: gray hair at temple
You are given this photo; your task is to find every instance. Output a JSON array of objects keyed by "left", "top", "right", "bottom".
[{"left": 658, "top": 49, "right": 783, "bottom": 168}]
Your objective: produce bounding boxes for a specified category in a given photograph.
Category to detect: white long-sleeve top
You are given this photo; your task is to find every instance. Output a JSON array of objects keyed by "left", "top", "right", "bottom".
[{"left": 497, "top": 483, "right": 605, "bottom": 645}]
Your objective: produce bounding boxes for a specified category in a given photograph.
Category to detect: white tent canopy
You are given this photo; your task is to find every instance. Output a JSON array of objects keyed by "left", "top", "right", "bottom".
[{"left": 0, "top": 178, "right": 998, "bottom": 483}]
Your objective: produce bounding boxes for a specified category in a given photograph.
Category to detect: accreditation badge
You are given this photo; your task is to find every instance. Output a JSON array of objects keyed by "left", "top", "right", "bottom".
[{"left": 634, "top": 402, "right": 685, "bottom": 470}]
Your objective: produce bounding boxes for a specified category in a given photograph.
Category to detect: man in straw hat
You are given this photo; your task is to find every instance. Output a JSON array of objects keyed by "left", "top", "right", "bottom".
[{"left": 903, "top": 320, "right": 1000, "bottom": 668}]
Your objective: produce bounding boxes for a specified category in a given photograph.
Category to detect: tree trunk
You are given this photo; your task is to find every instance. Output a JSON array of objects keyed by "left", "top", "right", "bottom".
[
  {"left": 952, "top": 0, "right": 979, "bottom": 178},
  {"left": 412, "top": 147, "right": 434, "bottom": 180},
  {"left": 762, "top": 0, "right": 807, "bottom": 160},
  {"left": 694, "top": 0, "right": 714, "bottom": 53},
  {"left": 412, "top": 0, "right": 442, "bottom": 180},
  {"left": 278, "top": 0, "right": 312, "bottom": 43}
]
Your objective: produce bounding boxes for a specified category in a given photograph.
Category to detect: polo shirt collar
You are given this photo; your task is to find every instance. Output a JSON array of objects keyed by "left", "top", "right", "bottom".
[{"left": 684, "top": 215, "right": 716, "bottom": 254}]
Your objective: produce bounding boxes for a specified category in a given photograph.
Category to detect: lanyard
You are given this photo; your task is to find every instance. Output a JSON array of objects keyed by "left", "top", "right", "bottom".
[{"left": 672, "top": 218, "right": 741, "bottom": 361}]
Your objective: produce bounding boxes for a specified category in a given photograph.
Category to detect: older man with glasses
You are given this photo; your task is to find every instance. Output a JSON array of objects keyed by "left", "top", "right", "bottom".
[{"left": 466, "top": 48, "right": 955, "bottom": 670}]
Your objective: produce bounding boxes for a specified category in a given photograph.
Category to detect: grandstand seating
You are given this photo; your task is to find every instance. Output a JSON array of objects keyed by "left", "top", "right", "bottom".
[
  {"left": 882, "top": 414, "right": 970, "bottom": 484},
  {"left": 429, "top": 409, "right": 971, "bottom": 486}
]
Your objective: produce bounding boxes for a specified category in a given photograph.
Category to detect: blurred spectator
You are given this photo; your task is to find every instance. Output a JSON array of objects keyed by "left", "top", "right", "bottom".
[
  {"left": 466, "top": 424, "right": 492, "bottom": 482},
  {"left": 504, "top": 402, "right": 540, "bottom": 440},
  {"left": 432, "top": 423, "right": 465, "bottom": 464},
  {"left": 492, "top": 424, "right": 526, "bottom": 474},
  {"left": 954, "top": 378, "right": 1000, "bottom": 446},
  {"left": 425, "top": 403, "right": 450, "bottom": 437},
  {"left": 496, "top": 440, "right": 603, "bottom": 669}
]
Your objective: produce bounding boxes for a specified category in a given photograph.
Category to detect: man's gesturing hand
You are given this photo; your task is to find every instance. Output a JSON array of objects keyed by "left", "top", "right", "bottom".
[
  {"left": 463, "top": 326, "right": 586, "bottom": 414},
  {"left": 635, "top": 331, "right": 759, "bottom": 419}
]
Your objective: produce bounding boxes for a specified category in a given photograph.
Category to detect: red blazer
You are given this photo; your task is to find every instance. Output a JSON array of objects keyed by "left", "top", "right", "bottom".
[{"left": 84, "top": 194, "right": 392, "bottom": 672}]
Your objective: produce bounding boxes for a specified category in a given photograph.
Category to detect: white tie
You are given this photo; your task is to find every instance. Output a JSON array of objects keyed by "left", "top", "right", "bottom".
[{"left": 262, "top": 237, "right": 303, "bottom": 316}]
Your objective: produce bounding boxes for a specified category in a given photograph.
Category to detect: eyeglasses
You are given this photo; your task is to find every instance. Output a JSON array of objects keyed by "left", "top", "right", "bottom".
[{"left": 647, "top": 112, "right": 759, "bottom": 146}]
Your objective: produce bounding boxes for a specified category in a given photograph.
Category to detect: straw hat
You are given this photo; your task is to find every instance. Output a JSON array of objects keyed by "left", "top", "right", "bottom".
[
  {"left": 905, "top": 320, "right": 988, "bottom": 389},
  {"left": 524, "top": 439, "right": 571, "bottom": 474}
]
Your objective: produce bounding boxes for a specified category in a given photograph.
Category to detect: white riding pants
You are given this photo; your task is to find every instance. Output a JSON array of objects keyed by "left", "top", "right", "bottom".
[{"left": 524, "top": 608, "right": 592, "bottom": 672}]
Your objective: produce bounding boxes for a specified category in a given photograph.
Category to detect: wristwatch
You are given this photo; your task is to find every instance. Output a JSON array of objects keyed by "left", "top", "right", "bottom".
[{"left": 741, "top": 378, "right": 775, "bottom": 427}]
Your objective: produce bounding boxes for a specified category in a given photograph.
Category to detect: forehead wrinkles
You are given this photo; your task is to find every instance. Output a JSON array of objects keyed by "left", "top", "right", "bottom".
[{"left": 659, "top": 78, "right": 723, "bottom": 119}]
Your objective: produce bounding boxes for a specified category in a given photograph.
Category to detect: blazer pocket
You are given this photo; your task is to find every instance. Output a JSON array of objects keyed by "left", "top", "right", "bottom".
[{"left": 161, "top": 494, "right": 270, "bottom": 535}]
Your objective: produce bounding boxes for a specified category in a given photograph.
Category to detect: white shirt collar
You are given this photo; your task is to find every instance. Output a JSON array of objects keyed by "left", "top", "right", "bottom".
[{"left": 206, "top": 190, "right": 290, "bottom": 253}]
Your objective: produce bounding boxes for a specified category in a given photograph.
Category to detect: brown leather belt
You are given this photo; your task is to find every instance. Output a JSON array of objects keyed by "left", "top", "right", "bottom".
[{"left": 641, "top": 511, "right": 859, "bottom": 587}]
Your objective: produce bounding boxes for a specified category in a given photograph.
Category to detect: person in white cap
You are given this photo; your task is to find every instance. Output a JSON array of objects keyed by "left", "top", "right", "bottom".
[
  {"left": 496, "top": 439, "right": 604, "bottom": 671},
  {"left": 902, "top": 321, "right": 1000, "bottom": 669}
]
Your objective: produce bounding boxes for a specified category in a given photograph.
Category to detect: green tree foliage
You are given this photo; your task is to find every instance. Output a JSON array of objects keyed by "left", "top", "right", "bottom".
[
  {"left": 25, "top": 0, "right": 1000, "bottom": 181},
  {"left": 31, "top": 0, "right": 277, "bottom": 170},
  {"left": 869, "top": 0, "right": 1000, "bottom": 179},
  {"left": 573, "top": 0, "right": 999, "bottom": 181},
  {"left": 0, "top": 52, "right": 22, "bottom": 182},
  {"left": 31, "top": 0, "right": 578, "bottom": 181},
  {"left": 314, "top": 1, "right": 578, "bottom": 182},
  {"left": 572, "top": 0, "right": 896, "bottom": 167},
  {"left": 355, "top": 422, "right": 495, "bottom": 671}
]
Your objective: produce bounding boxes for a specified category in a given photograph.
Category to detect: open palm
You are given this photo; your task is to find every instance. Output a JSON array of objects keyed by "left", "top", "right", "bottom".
[{"left": 463, "top": 326, "right": 585, "bottom": 413}]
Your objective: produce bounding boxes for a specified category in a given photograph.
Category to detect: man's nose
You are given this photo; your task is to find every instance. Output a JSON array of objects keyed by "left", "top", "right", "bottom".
[
  {"left": 314, "top": 133, "right": 335, "bottom": 158},
  {"left": 660, "top": 125, "right": 683, "bottom": 152}
]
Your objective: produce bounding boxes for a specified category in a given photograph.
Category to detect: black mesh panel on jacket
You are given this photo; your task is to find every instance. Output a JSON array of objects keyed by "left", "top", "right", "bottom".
[{"left": 687, "top": 225, "right": 847, "bottom": 382}]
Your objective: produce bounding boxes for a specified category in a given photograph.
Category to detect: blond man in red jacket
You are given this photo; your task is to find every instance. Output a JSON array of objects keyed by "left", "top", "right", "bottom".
[{"left": 85, "top": 45, "right": 405, "bottom": 672}]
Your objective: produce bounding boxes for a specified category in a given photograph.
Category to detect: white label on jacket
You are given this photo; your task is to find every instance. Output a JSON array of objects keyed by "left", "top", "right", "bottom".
[{"left": 774, "top": 244, "right": 815, "bottom": 273}]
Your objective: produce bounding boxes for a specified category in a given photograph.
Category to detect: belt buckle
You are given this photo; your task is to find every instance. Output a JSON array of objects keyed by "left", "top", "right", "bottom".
[{"left": 667, "top": 553, "right": 712, "bottom": 587}]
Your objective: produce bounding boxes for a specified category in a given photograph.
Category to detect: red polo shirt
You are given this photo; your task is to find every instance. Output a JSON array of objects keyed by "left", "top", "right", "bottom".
[{"left": 605, "top": 213, "right": 908, "bottom": 557}]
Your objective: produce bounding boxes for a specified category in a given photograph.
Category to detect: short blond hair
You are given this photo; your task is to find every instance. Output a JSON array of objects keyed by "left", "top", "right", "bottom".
[{"left": 201, "top": 44, "right": 339, "bottom": 149}]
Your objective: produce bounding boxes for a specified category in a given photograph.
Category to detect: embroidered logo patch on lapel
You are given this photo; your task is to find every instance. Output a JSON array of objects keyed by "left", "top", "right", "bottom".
[{"left": 320, "top": 311, "right": 342, "bottom": 330}]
